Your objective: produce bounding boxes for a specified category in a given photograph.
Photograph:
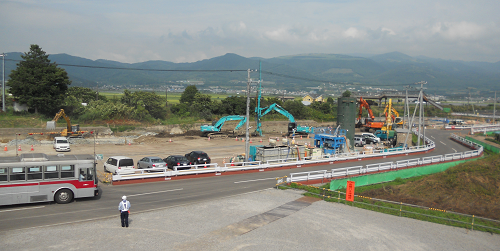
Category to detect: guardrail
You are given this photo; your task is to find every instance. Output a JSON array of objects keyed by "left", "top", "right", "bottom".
[
  {"left": 112, "top": 130, "right": 437, "bottom": 182},
  {"left": 285, "top": 133, "right": 483, "bottom": 184}
]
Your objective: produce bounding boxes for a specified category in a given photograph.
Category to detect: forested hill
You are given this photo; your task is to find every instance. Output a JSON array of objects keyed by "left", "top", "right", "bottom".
[{"left": 3, "top": 51, "right": 500, "bottom": 94}]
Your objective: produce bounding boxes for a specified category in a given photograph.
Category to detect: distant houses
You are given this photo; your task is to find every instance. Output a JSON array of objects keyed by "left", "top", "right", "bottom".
[{"left": 302, "top": 94, "right": 324, "bottom": 103}]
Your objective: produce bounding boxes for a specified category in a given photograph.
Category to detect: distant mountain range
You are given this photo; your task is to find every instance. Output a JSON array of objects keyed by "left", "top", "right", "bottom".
[{"left": 3, "top": 51, "right": 499, "bottom": 95}]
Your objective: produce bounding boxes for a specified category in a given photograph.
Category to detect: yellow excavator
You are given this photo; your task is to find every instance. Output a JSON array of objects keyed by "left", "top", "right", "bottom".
[
  {"left": 46, "top": 109, "right": 85, "bottom": 137},
  {"left": 382, "top": 99, "right": 403, "bottom": 130}
]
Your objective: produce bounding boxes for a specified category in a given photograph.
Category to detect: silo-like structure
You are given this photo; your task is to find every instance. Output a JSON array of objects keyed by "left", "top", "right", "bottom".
[{"left": 337, "top": 97, "right": 356, "bottom": 149}]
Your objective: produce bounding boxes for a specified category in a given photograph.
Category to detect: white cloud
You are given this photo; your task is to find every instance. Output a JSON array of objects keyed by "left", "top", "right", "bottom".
[
  {"left": 431, "top": 22, "right": 486, "bottom": 40},
  {"left": 1, "top": 0, "right": 500, "bottom": 62}
]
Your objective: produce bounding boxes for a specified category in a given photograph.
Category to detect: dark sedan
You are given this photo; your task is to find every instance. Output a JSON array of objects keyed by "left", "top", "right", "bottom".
[
  {"left": 163, "top": 155, "right": 192, "bottom": 170},
  {"left": 185, "top": 151, "right": 211, "bottom": 165}
]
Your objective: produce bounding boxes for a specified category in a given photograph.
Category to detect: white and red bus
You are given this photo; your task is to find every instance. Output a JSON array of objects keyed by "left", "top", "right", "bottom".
[{"left": 0, "top": 153, "right": 98, "bottom": 206}]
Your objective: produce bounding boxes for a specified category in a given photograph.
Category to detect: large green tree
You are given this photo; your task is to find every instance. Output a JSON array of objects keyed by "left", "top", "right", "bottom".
[
  {"left": 179, "top": 85, "right": 198, "bottom": 104},
  {"left": 8, "top": 44, "right": 71, "bottom": 116}
]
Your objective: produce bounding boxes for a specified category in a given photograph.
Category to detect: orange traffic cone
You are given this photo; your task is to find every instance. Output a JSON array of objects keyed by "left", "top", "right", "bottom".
[
  {"left": 208, "top": 136, "right": 211, "bottom": 141},
  {"left": 169, "top": 138, "right": 172, "bottom": 142},
  {"left": 231, "top": 158, "right": 235, "bottom": 166},
  {"left": 241, "top": 138, "right": 244, "bottom": 142},
  {"left": 204, "top": 162, "right": 207, "bottom": 168},
  {"left": 250, "top": 138, "right": 252, "bottom": 143},
  {"left": 3, "top": 146, "right": 7, "bottom": 151},
  {"left": 31, "top": 145, "right": 34, "bottom": 151},
  {"left": 223, "top": 158, "right": 226, "bottom": 165},
  {"left": 276, "top": 137, "right": 279, "bottom": 141},
  {"left": 128, "top": 141, "right": 131, "bottom": 145},
  {"left": 300, "top": 135, "right": 303, "bottom": 139},
  {"left": 235, "top": 137, "right": 238, "bottom": 141},
  {"left": 259, "top": 138, "right": 263, "bottom": 143},
  {"left": 18, "top": 145, "right": 22, "bottom": 151}
]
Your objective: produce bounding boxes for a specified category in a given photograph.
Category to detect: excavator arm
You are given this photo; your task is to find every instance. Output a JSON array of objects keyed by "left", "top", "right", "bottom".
[
  {"left": 358, "top": 97, "right": 375, "bottom": 121},
  {"left": 200, "top": 115, "right": 246, "bottom": 133},
  {"left": 260, "top": 103, "right": 296, "bottom": 122},
  {"left": 53, "top": 109, "right": 72, "bottom": 133}
]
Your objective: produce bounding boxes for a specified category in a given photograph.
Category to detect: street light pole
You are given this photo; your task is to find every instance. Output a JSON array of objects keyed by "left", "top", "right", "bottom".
[{"left": 494, "top": 91, "right": 497, "bottom": 125}]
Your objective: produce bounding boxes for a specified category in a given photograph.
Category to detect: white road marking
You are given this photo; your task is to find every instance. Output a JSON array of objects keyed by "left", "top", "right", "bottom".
[
  {"left": 430, "top": 136, "right": 435, "bottom": 139},
  {"left": 452, "top": 148, "right": 457, "bottom": 153},
  {"left": 440, "top": 141, "right": 447, "bottom": 145},
  {"left": 0, "top": 206, "right": 45, "bottom": 213},
  {"left": 127, "top": 188, "right": 183, "bottom": 197},
  {"left": 234, "top": 177, "right": 278, "bottom": 184}
]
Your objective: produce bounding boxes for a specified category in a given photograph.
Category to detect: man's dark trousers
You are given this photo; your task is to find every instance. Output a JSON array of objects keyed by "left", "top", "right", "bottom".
[{"left": 121, "top": 211, "right": 129, "bottom": 227}]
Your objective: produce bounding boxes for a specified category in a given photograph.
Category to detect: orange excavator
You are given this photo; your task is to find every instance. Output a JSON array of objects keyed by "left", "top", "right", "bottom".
[{"left": 356, "top": 97, "right": 384, "bottom": 132}]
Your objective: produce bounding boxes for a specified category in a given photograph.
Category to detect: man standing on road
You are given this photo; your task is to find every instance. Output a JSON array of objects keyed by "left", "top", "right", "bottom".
[{"left": 118, "top": 196, "right": 131, "bottom": 227}]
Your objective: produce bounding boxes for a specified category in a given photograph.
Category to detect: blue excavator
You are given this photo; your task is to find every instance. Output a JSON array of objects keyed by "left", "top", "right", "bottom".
[
  {"left": 200, "top": 115, "right": 247, "bottom": 138},
  {"left": 260, "top": 103, "right": 312, "bottom": 136}
]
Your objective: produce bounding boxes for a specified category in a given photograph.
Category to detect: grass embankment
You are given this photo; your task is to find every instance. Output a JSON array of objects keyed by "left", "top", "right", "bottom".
[
  {"left": 358, "top": 154, "right": 500, "bottom": 220},
  {"left": 286, "top": 154, "right": 500, "bottom": 233}
]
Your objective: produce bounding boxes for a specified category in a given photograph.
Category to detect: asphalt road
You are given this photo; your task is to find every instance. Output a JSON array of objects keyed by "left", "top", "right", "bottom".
[{"left": 0, "top": 129, "right": 473, "bottom": 232}]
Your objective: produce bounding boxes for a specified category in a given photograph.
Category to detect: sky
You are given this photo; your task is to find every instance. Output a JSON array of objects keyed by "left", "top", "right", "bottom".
[{"left": 1, "top": 0, "right": 499, "bottom": 63}]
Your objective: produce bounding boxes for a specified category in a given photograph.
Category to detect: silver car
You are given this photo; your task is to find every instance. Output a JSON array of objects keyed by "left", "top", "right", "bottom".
[{"left": 137, "top": 156, "right": 166, "bottom": 171}]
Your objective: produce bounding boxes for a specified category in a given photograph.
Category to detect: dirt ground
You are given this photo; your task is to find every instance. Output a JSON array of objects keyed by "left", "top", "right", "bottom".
[{"left": 0, "top": 121, "right": 332, "bottom": 173}]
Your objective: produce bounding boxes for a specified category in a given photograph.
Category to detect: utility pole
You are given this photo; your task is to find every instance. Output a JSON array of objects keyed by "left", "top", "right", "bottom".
[
  {"left": 417, "top": 81, "right": 427, "bottom": 146},
  {"left": 493, "top": 91, "right": 497, "bottom": 125},
  {"left": 1, "top": 53, "right": 5, "bottom": 112},
  {"left": 245, "top": 69, "right": 251, "bottom": 161}
]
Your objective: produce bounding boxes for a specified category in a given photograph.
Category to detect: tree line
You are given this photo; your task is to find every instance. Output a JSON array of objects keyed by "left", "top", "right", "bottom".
[{"left": 5, "top": 44, "right": 337, "bottom": 123}]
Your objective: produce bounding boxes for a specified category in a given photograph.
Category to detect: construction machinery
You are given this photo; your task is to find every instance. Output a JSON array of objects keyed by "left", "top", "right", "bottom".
[
  {"left": 46, "top": 109, "right": 84, "bottom": 137},
  {"left": 200, "top": 115, "right": 247, "bottom": 138},
  {"left": 260, "top": 103, "right": 312, "bottom": 136},
  {"left": 356, "top": 97, "right": 384, "bottom": 132},
  {"left": 383, "top": 99, "right": 403, "bottom": 129}
]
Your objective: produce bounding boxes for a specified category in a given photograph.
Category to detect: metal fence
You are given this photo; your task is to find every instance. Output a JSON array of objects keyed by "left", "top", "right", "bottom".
[
  {"left": 286, "top": 133, "right": 482, "bottom": 183},
  {"left": 285, "top": 184, "right": 500, "bottom": 234},
  {"left": 111, "top": 130, "right": 437, "bottom": 182}
]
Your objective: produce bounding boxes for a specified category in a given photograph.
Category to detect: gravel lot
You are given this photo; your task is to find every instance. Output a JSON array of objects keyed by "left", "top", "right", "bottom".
[{"left": 1, "top": 189, "right": 498, "bottom": 251}]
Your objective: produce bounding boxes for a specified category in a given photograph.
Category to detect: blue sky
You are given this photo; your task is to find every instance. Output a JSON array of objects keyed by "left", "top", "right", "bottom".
[{"left": 1, "top": 0, "right": 499, "bottom": 63}]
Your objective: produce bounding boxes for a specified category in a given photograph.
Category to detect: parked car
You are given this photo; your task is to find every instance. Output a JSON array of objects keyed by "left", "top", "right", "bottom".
[
  {"left": 53, "top": 136, "right": 71, "bottom": 152},
  {"left": 354, "top": 135, "right": 365, "bottom": 147},
  {"left": 163, "top": 155, "right": 191, "bottom": 170},
  {"left": 104, "top": 156, "right": 135, "bottom": 174},
  {"left": 361, "top": 133, "right": 381, "bottom": 144},
  {"left": 137, "top": 156, "right": 166, "bottom": 171},
  {"left": 185, "top": 151, "right": 211, "bottom": 165}
]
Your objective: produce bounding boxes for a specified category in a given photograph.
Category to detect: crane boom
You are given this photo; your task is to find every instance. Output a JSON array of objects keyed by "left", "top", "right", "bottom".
[{"left": 200, "top": 115, "right": 247, "bottom": 136}]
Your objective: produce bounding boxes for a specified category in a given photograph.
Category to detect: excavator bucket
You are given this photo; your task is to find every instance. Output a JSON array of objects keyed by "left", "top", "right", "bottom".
[{"left": 46, "top": 121, "right": 56, "bottom": 130}]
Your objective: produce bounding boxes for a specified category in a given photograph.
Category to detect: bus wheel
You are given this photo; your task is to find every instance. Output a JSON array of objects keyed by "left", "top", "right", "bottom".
[{"left": 55, "top": 189, "right": 73, "bottom": 204}]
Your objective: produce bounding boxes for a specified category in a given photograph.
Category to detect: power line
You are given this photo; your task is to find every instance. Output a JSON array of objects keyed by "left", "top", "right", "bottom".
[{"left": 4, "top": 58, "right": 247, "bottom": 72}]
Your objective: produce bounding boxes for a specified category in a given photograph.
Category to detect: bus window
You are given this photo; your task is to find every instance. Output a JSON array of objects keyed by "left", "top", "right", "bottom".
[
  {"left": 27, "top": 166, "right": 43, "bottom": 180},
  {"left": 0, "top": 168, "right": 7, "bottom": 182},
  {"left": 10, "top": 167, "right": 26, "bottom": 181},
  {"left": 79, "top": 168, "right": 94, "bottom": 181},
  {"left": 44, "top": 165, "right": 58, "bottom": 179},
  {"left": 60, "top": 165, "right": 75, "bottom": 178}
]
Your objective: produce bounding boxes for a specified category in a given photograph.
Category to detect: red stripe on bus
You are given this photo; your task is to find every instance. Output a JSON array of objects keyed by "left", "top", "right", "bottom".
[{"left": 0, "top": 180, "right": 96, "bottom": 189}]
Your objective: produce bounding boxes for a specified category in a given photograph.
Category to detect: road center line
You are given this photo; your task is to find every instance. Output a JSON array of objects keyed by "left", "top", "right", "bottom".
[
  {"left": 440, "top": 141, "right": 447, "bottom": 145},
  {"left": 234, "top": 177, "right": 277, "bottom": 184},
  {"left": 452, "top": 148, "right": 457, "bottom": 153},
  {"left": 431, "top": 136, "right": 435, "bottom": 139},
  {"left": 0, "top": 206, "right": 45, "bottom": 213},
  {"left": 127, "top": 188, "right": 184, "bottom": 197}
]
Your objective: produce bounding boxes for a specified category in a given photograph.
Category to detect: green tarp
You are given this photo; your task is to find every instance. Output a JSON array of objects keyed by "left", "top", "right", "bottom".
[
  {"left": 465, "top": 136, "right": 500, "bottom": 154},
  {"left": 330, "top": 159, "right": 476, "bottom": 190}
]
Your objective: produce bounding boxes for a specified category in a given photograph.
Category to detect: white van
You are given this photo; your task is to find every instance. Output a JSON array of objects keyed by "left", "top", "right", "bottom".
[
  {"left": 53, "top": 137, "right": 71, "bottom": 152},
  {"left": 104, "top": 156, "right": 136, "bottom": 174}
]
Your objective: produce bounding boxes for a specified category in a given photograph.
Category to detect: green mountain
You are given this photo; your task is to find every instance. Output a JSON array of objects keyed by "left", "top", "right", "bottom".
[{"left": 2, "top": 51, "right": 499, "bottom": 94}]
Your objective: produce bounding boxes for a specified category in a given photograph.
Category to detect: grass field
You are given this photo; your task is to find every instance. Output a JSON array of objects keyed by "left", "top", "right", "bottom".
[{"left": 100, "top": 91, "right": 235, "bottom": 104}]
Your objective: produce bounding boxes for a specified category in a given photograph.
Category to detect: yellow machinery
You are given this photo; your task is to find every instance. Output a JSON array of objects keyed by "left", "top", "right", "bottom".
[
  {"left": 382, "top": 99, "right": 403, "bottom": 130},
  {"left": 46, "top": 109, "right": 84, "bottom": 137}
]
